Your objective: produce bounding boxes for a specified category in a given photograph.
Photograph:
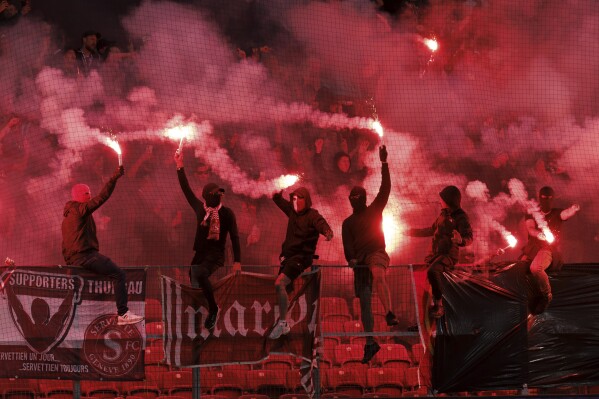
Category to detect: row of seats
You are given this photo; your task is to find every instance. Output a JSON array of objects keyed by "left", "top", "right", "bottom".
[{"left": 0, "top": 365, "right": 424, "bottom": 399}]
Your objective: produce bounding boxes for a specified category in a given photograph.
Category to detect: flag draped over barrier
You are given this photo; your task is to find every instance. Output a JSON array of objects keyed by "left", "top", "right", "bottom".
[
  {"left": 0, "top": 266, "right": 146, "bottom": 380},
  {"left": 160, "top": 270, "right": 320, "bottom": 394}
]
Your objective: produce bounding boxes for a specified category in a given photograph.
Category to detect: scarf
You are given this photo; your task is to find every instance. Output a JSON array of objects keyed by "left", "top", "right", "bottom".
[{"left": 202, "top": 203, "right": 222, "bottom": 240}]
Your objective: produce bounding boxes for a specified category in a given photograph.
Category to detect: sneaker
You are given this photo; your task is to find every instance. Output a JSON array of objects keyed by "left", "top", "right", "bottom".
[
  {"left": 430, "top": 302, "right": 445, "bottom": 319},
  {"left": 117, "top": 311, "right": 144, "bottom": 325},
  {"left": 361, "top": 342, "right": 381, "bottom": 364},
  {"left": 269, "top": 320, "right": 290, "bottom": 339},
  {"left": 205, "top": 311, "right": 218, "bottom": 330},
  {"left": 385, "top": 311, "right": 399, "bottom": 326}
]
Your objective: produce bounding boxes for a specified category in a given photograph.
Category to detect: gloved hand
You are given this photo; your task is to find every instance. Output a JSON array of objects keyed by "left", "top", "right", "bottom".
[
  {"left": 273, "top": 190, "right": 283, "bottom": 200},
  {"left": 325, "top": 229, "right": 334, "bottom": 241},
  {"left": 112, "top": 166, "right": 125, "bottom": 180},
  {"left": 379, "top": 145, "right": 388, "bottom": 163}
]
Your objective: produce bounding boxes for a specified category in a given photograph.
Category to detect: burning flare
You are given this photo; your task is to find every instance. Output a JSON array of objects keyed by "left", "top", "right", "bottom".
[
  {"left": 423, "top": 38, "right": 439, "bottom": 52},
  {"left": 542, "top": 228, "right": 555, "bottom": 244},
  {"left": 101, "top": 136, "right": 122, "bottom": 165},
  {"left": 165, "top": 124, "right": 195, "bottom": 152},
  {"left": 506, "top": 234, "right": 518, "bottom": 248},
  {"left": 382, "top": 213, "right": 403, "bottom": 253},
  {"left": 275, "top": 174, "right": 299, "bottom": 190},
  {"left": 371, "top": 120, "right": 384, "bottom": 138}
]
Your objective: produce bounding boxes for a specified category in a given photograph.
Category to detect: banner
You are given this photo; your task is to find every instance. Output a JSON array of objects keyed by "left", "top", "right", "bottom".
[
  {"left": 0, "top": 266, "right": 146, "bottom": 380},
  {"left": 160, "top": 270, "right": 320, "bottom": 393}
]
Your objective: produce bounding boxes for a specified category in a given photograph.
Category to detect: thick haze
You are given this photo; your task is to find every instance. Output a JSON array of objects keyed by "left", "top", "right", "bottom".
[{"left": 1, "top": 0, "right": 598, "bottom": 269}]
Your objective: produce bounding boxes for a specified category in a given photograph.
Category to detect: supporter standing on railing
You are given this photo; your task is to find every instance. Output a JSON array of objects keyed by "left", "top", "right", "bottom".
[
  {"left": 62, "top": 165, "right": 144, "bottom": 325},
  {"left": 175, "top": 150, "right": 241, "bottom": 330},
  {"left": 341, "top": 145, "right": 399, "bottom": 364},
  {"left": 520, "top": 186, "right": 580, "bottom": 314},
  {"left": 270, "top": 187, "right": 333, "bottom": 339},
  {"left": 405, "top": 186, "right": 473, "bottom": 319}
]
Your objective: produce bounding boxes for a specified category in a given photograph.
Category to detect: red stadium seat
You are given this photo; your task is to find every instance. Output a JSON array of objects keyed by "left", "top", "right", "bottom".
[
  {"left": 146, "top": 322, "right": 165, "bottom": 343},
  {"left": 145, "top": 340, "right": 166, "bottom": 365},
  {"left": 352, "top": 297, "right": 386, "bottom": 321},
  {"left": 320, "top": 297, "right": 352, "bottom": 323},
  {"left": 0, "top": 378, "right": 37, "bottom": 399},
  {"left": 325, "top": 365, "right": 367, "bottom": 397},
  {"left": 81, "top": 381, "right": 120, "bottom": 399},
  {"left": 367, "top": 367, "right": 403, "bottom": 397},
  {"left": 163, "top": 370, "right": 192, "bottom": 391},
  {"left": 374, "top": 344, "right": 411, "bottom": 369},
  {"left": 146, "top": 298, "right": 163, "bottom": 322},
  {"left": 333, "top": 344, "right": 364, "bottom": 366},
  {"left": 279, "top": 394, "right": 310, "bottom": 399},
  {"left": 322, "top": 337, "right": 341, "bottom": 364},
  {"left": 261, "top": 354, "right": 295, "bottom": 370},
  {"left": 320, "top": 393, "right": 352, "bottom": 399},
  {"left": 402, "top": 367, "right": 428, "bottom": 396},
  {"left": 203, "top": 369, "right": 244, "bottom": 399},
  {"left": 343, "top": 320, "right": 364, "bottom": 334},
  {"left": 246, "top": 369, "right": 287, "bottom": 396},
  {"left": 121, "top": 382, "right": 161, "bottom": 399},
  {"left": 285, "top": 369, "right": 303, "bottom": 392},
  {"left": 38, "top": 380, "right": 72, "bottom": 399},
  {"left": 238, "top": 395, "right": 271, "bottom": 399},
  {"left": 361, "top": 393, "right": 391, "bottom": 398}
]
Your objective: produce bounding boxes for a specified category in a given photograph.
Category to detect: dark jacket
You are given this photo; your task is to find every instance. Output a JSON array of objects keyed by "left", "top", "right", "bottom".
[
  {"left": 342, "top": 163, "right": 390, "bottom": 263},
  {"left": 62, "top": 177, "right": 118, "bottom": 264},
  {"left": 408, "top": 207, "right": 473, "bottom": 263},
  {"left": 177, "top": 168, "right": 241, "bottom": 262},
  {"left": 273, "top": 187, "right": 331, "bottom": 265}
]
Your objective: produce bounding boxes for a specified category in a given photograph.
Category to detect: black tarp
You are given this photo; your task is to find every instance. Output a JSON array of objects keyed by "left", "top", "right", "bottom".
[{"left": 432, "top": 263, "right": 599, "bottom": 393}]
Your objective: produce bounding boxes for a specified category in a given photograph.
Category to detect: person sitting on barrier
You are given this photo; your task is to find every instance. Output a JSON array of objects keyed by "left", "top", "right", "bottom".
[
  {"left": 520, "top": 186, "right": 580, "bottom": 314},
  {"left": 270, "top": 186, "right": 333, "bottom": 339},
  {"left": 62, "top": 165, "right": 144, "bottom": 325},
  {"left": 405, "top": 186, "right": 473, "bottom": 319},
  {"left": 175, "top": 150, "right": 241, "bottom": 330},
  {"left": 342, "top": 145, "right": 399, "bottom": 363}
]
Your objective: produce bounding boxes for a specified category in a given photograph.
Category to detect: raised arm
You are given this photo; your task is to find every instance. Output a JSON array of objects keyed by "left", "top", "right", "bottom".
[
  {"left": 272, "top": 190, "right": 293, "bottom": 217},
  {"left": 175, "top": 151, "right": 203, "bottom": 210},
  {"left": 81, "top": 166, "right": 123, "bottom": 215},
  {"left": 371, "top": 146, "right": 391, "bottom": 211},
  {"left": 561, "top": 204, "right": 580, "bottom": 221}
]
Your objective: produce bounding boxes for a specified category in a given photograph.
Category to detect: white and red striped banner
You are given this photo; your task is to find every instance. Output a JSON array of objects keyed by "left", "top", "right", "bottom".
[
  {"left": 160, "top": 270, "right": 320, "bottom": 393},
  {"left": 0, "top": 266, "right": 146, "bottom": 380}
]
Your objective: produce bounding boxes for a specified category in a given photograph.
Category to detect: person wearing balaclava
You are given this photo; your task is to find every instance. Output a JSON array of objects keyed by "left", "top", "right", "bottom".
[
  {"left": 520, "top": 186, "right": 580, "bottom": 314},
  {"left": 341, "top": 145, "right": 398, "bottom": 363},
  {"left": 175, "top": 151, "right": 241, "bottom": 330},
  {"left": 62, "top": 165, "right": 144, "bottom": 326},
  {"left": 405, "top": 185, "right": 473, "bottom": 318},
  {"left": 269, "top": 185, "right": 333, "bottom": 339}
]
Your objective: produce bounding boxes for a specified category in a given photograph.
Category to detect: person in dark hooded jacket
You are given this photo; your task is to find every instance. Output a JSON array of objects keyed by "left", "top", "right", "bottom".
[
  {"left": 342, "top": 145, "right": 398, "bottom": 363},
  {"left": 61, "top": 165, "right": 144, "bottom": 326},
  {"left": 175, "top": 151, "right": 241, "bottom": 330},
  {"left": 405, "top": 186, "right": 473, "bottom": 318},
  {"left": 269, "top": 186, "right": 333, "bottom": 339},
  {"left": 520, "top": 186, "right": 579, "bottom": 314}
]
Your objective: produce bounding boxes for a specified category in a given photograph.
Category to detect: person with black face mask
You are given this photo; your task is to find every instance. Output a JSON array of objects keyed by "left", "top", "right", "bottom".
[
  {"left": 405, "top": 185, "right": 473, "bottom": 319},
  {"left": 269, "top": 186, "right": 333, "bottom": 339},
  {"left": 175, "top": 151, "right": 241, "bottom": 330},
  {"left": 520, "top": 186, "right": 580, "bottom": 314},
  {"left": 341, "top": 145, "right": 399, "bottom": 363}
]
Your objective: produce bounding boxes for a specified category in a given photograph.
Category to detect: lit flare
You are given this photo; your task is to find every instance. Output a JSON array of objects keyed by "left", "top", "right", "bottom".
[
  {"left": 102, "top": 136, "right": 122, "bottom": 166},
  {"left": 275, "top": 174, "right": 299, "bottom": 190}
]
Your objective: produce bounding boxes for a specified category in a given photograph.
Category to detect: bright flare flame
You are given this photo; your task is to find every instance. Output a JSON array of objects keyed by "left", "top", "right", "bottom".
[
  {"left": 382, "top": 213, "right": 401, "bottom": 253},
  {"left": 424, "top": 38, "right": 439, "bottom": 52},
  {"left": 102, "top": 137, "right": 122, "bottom": 155},
  {"left": 275, "top": 174, "right": 299, "bottom": 190},
  {"left": 506, "top": 234, "right": 518, "bottom": 248},
  {"left": 164, "top": 124, "right": 194, "bottom": 141},
  {"left": 543, "top": 228, "right": 555, "bottom": 244},
  {"left": 371, "top": 120, "right": 384, "bottom": 138}
]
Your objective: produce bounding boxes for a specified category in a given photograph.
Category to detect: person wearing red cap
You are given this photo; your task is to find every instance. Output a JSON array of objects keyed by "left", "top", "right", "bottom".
[
  {"left": 520, "top": 186, "right": 580, "bottom": 314},
  {"left": 405, "top": 186, "right": 473, "bottom": 318},
  {"left": 175, "top": 151, "right": 241, "bottom": 330},
  {"left": 62, "top": 166, "right": 144, "bottom": 325}
]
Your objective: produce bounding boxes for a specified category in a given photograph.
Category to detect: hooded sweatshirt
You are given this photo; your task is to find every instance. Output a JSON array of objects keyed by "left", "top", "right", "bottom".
[
  {"left": 273, "top": 187, "right": 332, "bottom": 264},
  {"left": 342, "top": 163, "right": 390, "bottom": 263},
  {"left": 62, "top": 177, "right": 118, "bottom": 264}
]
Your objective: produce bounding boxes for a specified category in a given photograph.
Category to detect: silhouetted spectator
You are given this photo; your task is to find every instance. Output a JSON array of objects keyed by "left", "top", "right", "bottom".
[{"left": 76, "top": 31, "right": 101, "bottom": 74}]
